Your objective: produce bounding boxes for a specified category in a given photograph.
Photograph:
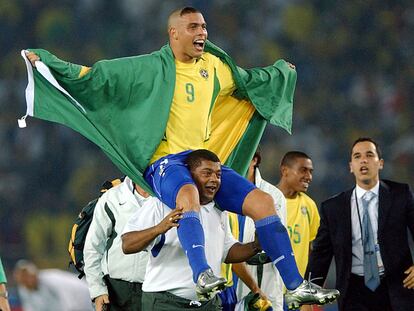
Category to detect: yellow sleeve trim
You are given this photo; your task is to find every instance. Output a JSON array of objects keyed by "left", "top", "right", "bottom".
[{"left": 78, "top": 66, "right": 91, "bottom": 78}]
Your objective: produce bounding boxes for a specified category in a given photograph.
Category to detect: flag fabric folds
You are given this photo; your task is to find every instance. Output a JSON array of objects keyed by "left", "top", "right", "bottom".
[{"left": 20, "top": 41, "right": 296, "bottom": 192}]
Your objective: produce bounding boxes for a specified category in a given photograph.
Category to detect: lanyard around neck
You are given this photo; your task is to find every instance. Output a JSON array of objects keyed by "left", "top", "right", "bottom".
[{"left": 354, "top": 189, "right": 365, "bottom": 244}]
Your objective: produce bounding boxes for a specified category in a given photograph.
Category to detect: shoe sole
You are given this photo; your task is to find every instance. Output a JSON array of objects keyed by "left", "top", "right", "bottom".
[{"left": 286, "top": 294, "right": 339, "bottom": 310}]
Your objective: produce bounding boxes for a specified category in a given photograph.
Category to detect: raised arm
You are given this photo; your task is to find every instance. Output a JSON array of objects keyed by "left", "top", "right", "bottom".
[
  {"left": 25, "top": 51, "right": 40, "bottom": 67},
  {"left": 121, "top": 208, "right": 182, "bottom": 254}
]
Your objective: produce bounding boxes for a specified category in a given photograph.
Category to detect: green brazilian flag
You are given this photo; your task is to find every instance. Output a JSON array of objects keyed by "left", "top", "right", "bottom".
[{"left": 20, "top": 41, "right": 296, "bottom": 193}]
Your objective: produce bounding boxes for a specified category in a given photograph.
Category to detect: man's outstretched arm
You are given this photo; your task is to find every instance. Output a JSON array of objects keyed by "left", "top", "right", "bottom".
[{"left": 224, "top": 234, "right": 262, "bottom": 263}]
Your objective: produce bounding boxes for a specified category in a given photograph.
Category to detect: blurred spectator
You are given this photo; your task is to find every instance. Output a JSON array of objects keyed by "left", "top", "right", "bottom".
[
  {"left": 0, "top": 257, "right": 11, "bottom": 311},
  {"left": 14, "top": 260, "right": 93, "bottom": 311}
]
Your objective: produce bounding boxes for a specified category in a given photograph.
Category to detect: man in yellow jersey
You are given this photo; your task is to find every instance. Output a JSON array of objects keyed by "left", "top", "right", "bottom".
[
  {"left": 144, "top": 8, "right": 337, "bottom": 307},
  {"left": 277, "top": 151, "right": 320, "bottom": 311},
  {"left": 25, "top": 7, "right": 338, "bottom": 307},
  {"left": 277, "top": 151, "right": 320, "bottom": 277}
]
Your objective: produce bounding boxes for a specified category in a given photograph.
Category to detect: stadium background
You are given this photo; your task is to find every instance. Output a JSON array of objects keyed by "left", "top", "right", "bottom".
[{"left": 1, "top": 0, "right": 413, "bottom": 310}]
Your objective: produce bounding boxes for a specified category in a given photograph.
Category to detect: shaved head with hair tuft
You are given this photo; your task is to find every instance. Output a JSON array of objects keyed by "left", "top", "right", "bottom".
[{"left": 167, "top": 7, "right": 201, "bottom": 33}]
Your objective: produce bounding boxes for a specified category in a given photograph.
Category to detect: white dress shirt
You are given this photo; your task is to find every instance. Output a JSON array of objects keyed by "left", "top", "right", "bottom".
[
  {"left": 84, "top": 177, "right": 150, "bottom": 299},
  {"left": 351, "top": 181, "right": 384, "bottom": 275}
]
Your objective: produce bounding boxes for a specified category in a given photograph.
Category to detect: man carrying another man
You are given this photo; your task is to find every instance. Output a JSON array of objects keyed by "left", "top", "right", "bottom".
[
  {"left": 122, "top": 149, "right": 264, "bottom": 310},
  {"left": 23, "top": 7, "right": 339, "bottom": 308}
]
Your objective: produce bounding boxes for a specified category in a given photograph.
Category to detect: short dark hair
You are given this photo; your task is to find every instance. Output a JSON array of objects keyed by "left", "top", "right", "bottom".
[
  {"left": 253, "top": 146, "right": 262, "bottom": 168},
  {"left": 178, "top": 7, "right": 201, "bottom": 17},
  {"left": 280, "top": 151, "right": 311, "bottom": 168},
  {"left": 351, "top": 137, "right": 382, "bottom": 159},
  {"left": 185, "top": 149, "right": 220, "bottom": 171}
]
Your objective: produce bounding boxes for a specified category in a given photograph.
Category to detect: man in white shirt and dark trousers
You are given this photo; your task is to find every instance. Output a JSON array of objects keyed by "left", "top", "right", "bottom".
[
  {"left": 122, "top": 149, "right": 264, "bottom": 310},
  {"left": 84, "top": 177, "right": 150, "bottom": 311}
]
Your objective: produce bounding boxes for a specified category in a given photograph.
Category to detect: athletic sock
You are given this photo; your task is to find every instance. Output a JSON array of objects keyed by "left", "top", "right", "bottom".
[
  {"left": 255, "top": 215, "right": 303, "bottom": 290},
  {"left": 177, "top": 211, "right": 211, "bottom": 283}
]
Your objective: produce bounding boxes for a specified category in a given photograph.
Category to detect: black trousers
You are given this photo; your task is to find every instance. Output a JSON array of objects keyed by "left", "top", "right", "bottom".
[
  {"left": 104, "top": 276, "right": 143, "bottom": 311},
  {"left": 142, "top": 291, "right": 222, "bottom": 310},
  {"left": 342, "top": 274, "right": 392, "bottom": 311}
]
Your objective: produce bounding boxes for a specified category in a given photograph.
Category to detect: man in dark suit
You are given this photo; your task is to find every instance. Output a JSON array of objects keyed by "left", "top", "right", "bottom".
[{"left": 306, "top": 137, "right": 414, "bottom": 310}]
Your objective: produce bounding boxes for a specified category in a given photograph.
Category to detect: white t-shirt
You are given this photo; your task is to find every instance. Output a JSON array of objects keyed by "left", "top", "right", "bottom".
[
  {"left": 123, "top": 197, "right": 237, "bottom": 301},
  {"left": 18, "top": 269, "right": 93, "bottom": 311},
  {"left": 236, "top": 169, "right": 287, "bottom": 311}
]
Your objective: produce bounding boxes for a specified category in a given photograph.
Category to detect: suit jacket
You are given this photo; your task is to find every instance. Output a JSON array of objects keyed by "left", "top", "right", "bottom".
[{"left": 306, "top": 179, "right": 414, "bottom": 310}]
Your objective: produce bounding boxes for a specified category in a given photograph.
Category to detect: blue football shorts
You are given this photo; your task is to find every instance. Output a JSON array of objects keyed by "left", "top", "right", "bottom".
[{"left": 144, "top": 150, "right": 256, "bottom": 214}]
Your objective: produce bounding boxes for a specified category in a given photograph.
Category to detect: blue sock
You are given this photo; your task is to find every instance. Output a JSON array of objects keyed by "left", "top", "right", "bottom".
[
  {"left": 255, "top": 215, "right": 303, "bottom": 290},
  {"left": 177, "top": 211, "right": 211, "bottom": 283}
]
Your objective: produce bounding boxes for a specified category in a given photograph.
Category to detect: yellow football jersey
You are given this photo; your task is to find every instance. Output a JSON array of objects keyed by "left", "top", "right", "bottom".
[
  {"left": 150, "top": 53, "right": 235, "bottom": 163},
  {"left": 286, "top": 192, "right": 320, "bottom": 277}
]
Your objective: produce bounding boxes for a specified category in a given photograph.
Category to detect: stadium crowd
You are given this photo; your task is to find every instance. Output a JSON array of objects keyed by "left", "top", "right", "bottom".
[{"left": 0, "top": 0, "right": 413, "bottom": 310}]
